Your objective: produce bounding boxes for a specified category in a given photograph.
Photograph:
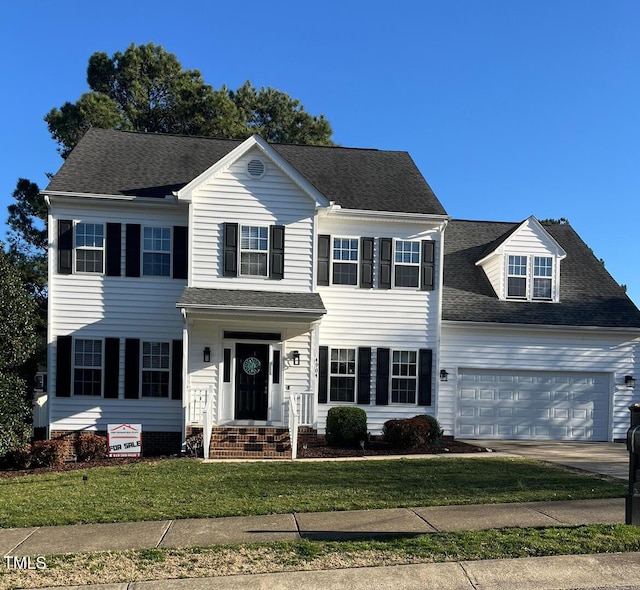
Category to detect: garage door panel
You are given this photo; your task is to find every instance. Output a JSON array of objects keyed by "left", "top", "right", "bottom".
[{"left": 456, "top": 369, "right": 609, "bottom": 441}]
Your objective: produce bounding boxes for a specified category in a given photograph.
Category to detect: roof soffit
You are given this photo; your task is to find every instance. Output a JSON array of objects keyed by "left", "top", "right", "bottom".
[{"left": 176, "top": 134, "right": 330, "bottom": 207}]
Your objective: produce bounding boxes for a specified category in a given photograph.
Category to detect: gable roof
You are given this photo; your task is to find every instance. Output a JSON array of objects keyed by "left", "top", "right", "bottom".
[
  {"left": 45, "top": 128, "right": 447, "bottom": 215},
  {"left": 443, "top": 219, "right": 640, "bottom": 328}
]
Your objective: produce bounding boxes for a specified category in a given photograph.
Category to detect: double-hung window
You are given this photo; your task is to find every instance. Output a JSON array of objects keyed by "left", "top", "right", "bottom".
[
  {"left": 240, "top": 226, "right": 269, "bottom": 276},
  {"left": 329, "top": 348, "right": 356, "bottom": 402},
  {"left": 143, "top": 227, "right": 171, "bottom": 276},
  {"left": 75, "top": 223, "right": 104, "bottom": 273},
  {"left": 74, "top": 339, "right": 102, "bottom": 396},
  {"left": 391, "top": 350, "right": 417, "bottom": 403},
  {"left": 141, "top": 341, "right": 170, "bottom": 397},
  {"left": 507, "top": 255, "right": 528, "bottom": 298},
  {"left": 332, "top": 238, "right": 359, "bottom": 285},
  {"left": 394, "top": 240, "right": 420, "bottom": 288},
  {"left": 533, "top": 257, "right": 553, "bottom": 300}
]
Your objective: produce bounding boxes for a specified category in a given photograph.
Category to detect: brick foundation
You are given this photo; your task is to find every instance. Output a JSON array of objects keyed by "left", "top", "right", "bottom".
[{"left": 50, "top": 430, "right": 182, "bottom": 458}]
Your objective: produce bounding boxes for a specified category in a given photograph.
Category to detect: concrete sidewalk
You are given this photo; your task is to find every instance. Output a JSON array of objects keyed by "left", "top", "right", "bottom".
[{"left": 0, "top": 498, "right": 625, "bottom": 557}]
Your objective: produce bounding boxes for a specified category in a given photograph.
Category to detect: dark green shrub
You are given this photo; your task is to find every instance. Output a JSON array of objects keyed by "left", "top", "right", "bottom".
[
  {"left": 75, "top": 433, "right": 108, "bottom": 462},
  {"left": 413, "top": 414, "right": 444, "bottom": 442},
  {"left": 31, "top": 440, "right": 69, "bottom": 468},
  {"left": 325, "top": 406, "right": 367, "bottom": 447}
]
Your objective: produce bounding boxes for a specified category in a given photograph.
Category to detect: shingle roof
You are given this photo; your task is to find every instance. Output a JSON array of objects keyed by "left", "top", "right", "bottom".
[
  {"left": 178, "top": 288, "right": 326, "bottom": 317},
  {"left": 443, "top": 220, "right": 640, "bottom": 328},
  {"left": 46, "top": 128, "right": 447, "bottom": 215}
]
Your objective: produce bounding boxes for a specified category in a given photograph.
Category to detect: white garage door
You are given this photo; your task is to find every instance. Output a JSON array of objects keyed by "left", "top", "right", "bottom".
[{"left": 456, "top": 370, "right": 610, "bottom": 441}]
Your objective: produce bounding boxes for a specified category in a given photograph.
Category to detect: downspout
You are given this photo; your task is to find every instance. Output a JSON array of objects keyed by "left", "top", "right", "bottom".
[
  {"left": 434, "top": 219, "right": 449, "bottom": 429},
  {"left": 44, "top": 195, "right": 53, "bottom": 439},
  {"left": 181, "top": 307, "right": 188, "bottom": 454}
]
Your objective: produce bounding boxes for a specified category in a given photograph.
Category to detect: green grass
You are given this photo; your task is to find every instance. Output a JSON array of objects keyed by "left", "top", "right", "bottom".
[{"left": 0, "top": 457, "right": 624, "bottom": 528}]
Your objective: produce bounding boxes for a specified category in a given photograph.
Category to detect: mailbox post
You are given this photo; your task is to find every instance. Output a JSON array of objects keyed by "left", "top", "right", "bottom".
[{"left": 626, "top": 403, "right": 640, "bottom": 525}]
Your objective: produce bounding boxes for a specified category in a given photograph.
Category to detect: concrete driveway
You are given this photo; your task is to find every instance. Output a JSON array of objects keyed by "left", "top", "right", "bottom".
[{"left": 464, "top": 440, "right": 630, "bottom": 481}]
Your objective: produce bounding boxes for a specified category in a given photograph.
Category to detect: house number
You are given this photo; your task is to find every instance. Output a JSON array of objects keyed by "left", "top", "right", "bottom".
[{"left": 243, "top": 357, "right": 262, "bottom": 375}]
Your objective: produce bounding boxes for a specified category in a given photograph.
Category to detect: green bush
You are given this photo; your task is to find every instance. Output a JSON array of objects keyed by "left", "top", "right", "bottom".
[
  {"left": 0, "top": 444, "right": 32, "bottom": 469},
  {"left": 31, "top": 440, "right": 69, "bottom": 468},
  {"left": 325, "top": 406, "right": 367, "bottom": 447},
  {"left": 75, "top": 433, "right": 108, "bottom": 462},
  {"left": 382, "top": 415, "right": 444, "bottom": 449}
]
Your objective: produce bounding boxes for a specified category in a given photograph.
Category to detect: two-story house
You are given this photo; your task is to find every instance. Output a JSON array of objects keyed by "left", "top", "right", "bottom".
[{"left": 42, "top": 128, "right": 640, "bottom": 457}]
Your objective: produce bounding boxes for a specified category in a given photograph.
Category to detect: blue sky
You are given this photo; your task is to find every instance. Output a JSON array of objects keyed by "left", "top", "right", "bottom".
[{"left": 1, "top": 0, "right": 638, "bottom": 304}]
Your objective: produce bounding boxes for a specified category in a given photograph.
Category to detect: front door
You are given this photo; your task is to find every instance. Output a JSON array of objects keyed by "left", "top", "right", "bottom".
[{"left": 235, "top": 343, "right": 269, "bottom": 420}]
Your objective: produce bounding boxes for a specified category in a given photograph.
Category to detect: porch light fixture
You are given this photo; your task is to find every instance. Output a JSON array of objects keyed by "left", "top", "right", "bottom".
[
  {"left": 439, "top": 369, "right": 448, "bottom": 382},
  {"left": 203, "top": 347, "right": 211, "bottom": 363},
  {"left": 292, "top": 350, "right": 300, "bottom": 366},
  {"left": 625, "top": 375, "right": 636, "bottom": 388}
]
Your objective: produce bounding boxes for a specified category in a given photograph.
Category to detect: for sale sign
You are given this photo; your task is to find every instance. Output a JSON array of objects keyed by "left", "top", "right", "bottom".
[{"left": 107, "top": 424, "right": 142, "bottom": 457}]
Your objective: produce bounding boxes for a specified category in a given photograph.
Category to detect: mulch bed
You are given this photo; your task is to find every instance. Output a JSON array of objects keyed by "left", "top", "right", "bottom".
[{"left": 297, "top": 439, "right": 488, "bottom": 458}]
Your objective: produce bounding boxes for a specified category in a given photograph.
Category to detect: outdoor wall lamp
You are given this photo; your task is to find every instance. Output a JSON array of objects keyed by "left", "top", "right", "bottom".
[
  {"left": 625, "top": 375, "right": 636, "bottom": 388},
  {"left": 292, "top": 350, "right": 300, "bottom": 366},
  {"left": 439, "top": 369, "right": 449, "bottom": 382},
  {"left": 203, "top": 347, "right": 211, "bottom": 363}
]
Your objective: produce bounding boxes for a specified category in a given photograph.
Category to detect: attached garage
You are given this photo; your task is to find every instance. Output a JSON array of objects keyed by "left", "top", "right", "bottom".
[{"left": 456, "top": 369, "right": 610, "bottom": 441}]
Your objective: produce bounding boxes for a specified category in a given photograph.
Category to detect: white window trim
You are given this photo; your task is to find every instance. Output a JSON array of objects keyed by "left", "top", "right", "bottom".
[
  {"left": 393, "top": 239, "right": 421, "bottom": 289},
  {"left": 142, "top": 226, "right": 172, "bottom": 277},
  {"left": 141, "top": 340, "right": 172, "bottom": 398},
  {"left": 390, "top": 349, "right": 418, "bottom": 405},
  {"left": 74, "top": 221, "right": 105, "bottom": 275},
  {"left": 505, "top": 254, "right": 557, "bottom": 302},
  {"left": 328, "top": 347, "right": 357, "bottom": 403},
  {"left": 73, "top": 337, "right": 104, "bottom": 397},
  {"left": 239, "top": 225, "right": 270, "bottom": 278},
  {"left": 331, "top": 236, "right": 360, "bottom": 287}
]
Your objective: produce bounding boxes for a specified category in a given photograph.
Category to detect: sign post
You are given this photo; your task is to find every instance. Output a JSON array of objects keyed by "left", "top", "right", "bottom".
[{"left": 107, "top": 424, "right": 142, "bottom": 458}]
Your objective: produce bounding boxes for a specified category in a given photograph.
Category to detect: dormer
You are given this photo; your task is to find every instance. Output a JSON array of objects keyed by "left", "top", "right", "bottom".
[{"left": 475, "top": 216, "right": 567, "bottom": 302}]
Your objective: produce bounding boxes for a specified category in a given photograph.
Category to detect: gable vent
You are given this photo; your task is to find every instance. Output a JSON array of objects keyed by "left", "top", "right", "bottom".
[{"left": 246, "top": 158, "right": 266, "bottom": 179}]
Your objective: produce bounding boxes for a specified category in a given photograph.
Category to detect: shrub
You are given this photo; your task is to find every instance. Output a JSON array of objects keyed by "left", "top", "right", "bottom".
[
  {"left": 1, "top": 445, "right": 32, "bottom": 469},
  {"left": 325, "top": 406, "right": 367, "bottom": 447},
  {"left": 412, "top": 414, "right": 444, "bottom": 442},
  {"left": 31, "top": 440, "right": 69, "bottom": 468},
  {"left": 75, "top": 433, "right": 108, "bottom": 462}
]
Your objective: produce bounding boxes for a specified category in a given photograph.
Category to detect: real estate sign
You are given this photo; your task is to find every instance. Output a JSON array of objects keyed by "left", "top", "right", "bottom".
[{"left": 107, "top": 424, "right": 142, "bottom": 457}]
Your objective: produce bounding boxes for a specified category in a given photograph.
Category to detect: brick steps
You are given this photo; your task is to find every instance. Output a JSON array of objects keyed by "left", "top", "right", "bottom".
[{"left": 209, "top": 426, "right": 292, "bottom": 459}]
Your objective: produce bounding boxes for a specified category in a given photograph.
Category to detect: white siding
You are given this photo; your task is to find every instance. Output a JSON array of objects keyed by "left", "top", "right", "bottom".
[
  {"left": 48, "top": 200, "right": 188, "bottom": 432},
  {"left": 440, "top": 323, "right": 640, "bottom": 440},
  {"left": 189, "top": 147, "right": 315, "bottom": 292}
]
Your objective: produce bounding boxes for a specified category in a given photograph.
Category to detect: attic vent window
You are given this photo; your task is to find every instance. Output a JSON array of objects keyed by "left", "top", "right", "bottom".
[{"left": 246, "top": 158, "right": 266, "bottom": 179}]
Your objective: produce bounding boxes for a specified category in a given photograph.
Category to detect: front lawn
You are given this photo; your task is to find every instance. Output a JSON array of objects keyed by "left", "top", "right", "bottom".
[{"left": 0, "top": 457, "right": 624, "bottom": 528}]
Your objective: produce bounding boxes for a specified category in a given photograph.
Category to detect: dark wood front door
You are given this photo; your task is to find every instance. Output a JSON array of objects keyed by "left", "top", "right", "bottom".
[{"left": 235, "top": 343, "right": 269, "bottom": 420}]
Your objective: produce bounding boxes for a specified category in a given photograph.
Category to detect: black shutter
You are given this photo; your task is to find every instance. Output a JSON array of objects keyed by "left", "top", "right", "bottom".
[
  {"left": 418, "top": 349, "right": 433, "bottom": 406},
  {"left": 124, "top": 338, "right": 140, "bottom": 399},
  {"left": 106, "top": 223, "right": 122, "bottom": 277},
  {"left": 357, "top": 347, "right": 371, "bottom": 404},
  {"left": 317, "top": 235, "right": 330, "bottom": 286},
  {"left": 360, "top": 238, "right": 374, "bottom": 289},
  {"left": 269, "top": 225, "right": 285, "bottom": 280},
  {"left": 223, "top": 348, "right": 231, "bottom": 382},
  {"left": 171, "top": 340, "right": 183, "bottom": 400},
  {"left": 223, "top": 222, "right": 238, "bottom": 277},
  {"left": 173, "top": 226, "right": 188, "bottom": 280},
  {"left": 58, "top": 220, "right": 73, "bottom": 275},
  {"left": 376, "top": 347, "right": 390, "bottom": 405},
  {"left": 318, "top": 346, "right": 328, "bottom": 403},
  {"left": 125, "top": 224, "right": 141, "bottom": 278},
  {"left": 379, "top": 238, "right": 392, "bottom": 289},
  {"left": 56, "top": 335, "right": 72, "bottom": 397},
  {"left": 104, "top": 338, "right": 120, "bottom": 398},
  {"left": 421, "top": 240, "right": 435, "bottom": 291}
]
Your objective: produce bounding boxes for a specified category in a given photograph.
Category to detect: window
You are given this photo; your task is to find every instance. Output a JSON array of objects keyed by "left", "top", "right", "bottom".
[
  {"left": 143, "top": 227, "right": 171, "bottom": 276},
  {"left": 74, "top": 339, "right": 102, "bottom": 396},
  {"left": 75, "top": 223, "right": 104, "bottom": 273},
  {"left": 332, "top": 238, "right": 358, "bottom": 285},
  {"left": 507, "top": 255, "right": 527, "bottom": 298},
  {"left": 533, "top": 256, "right": 553, "bottom": 299},
  {"left": 142, "top": 341, "right": 170, "bottom": 397},
  {"left": 240, "top": 226, "right": 268, "bottom": 276},
  {"left": 394, "top": 240, "right": 420, "bottom": 288},
  {"left": 329, "top": 348, "right": 356, "bottom": 402},
  {"left": 391, "top": 350, "right": 417, "bottom": 403}
]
